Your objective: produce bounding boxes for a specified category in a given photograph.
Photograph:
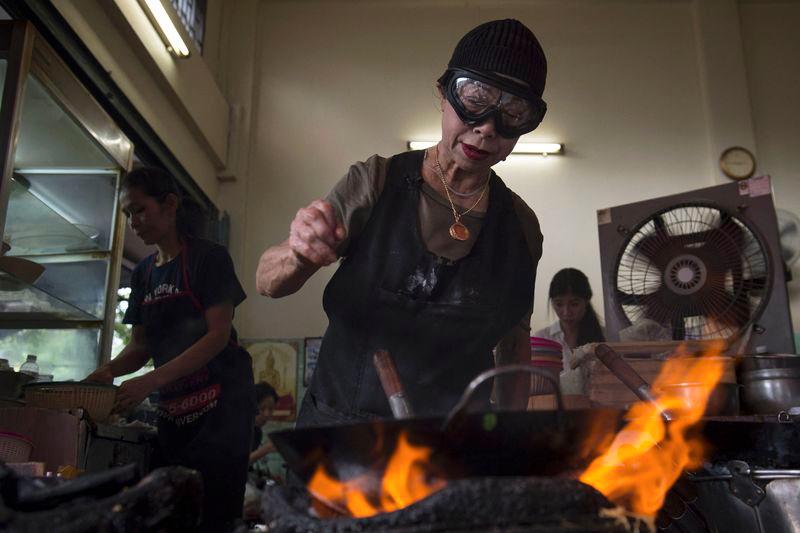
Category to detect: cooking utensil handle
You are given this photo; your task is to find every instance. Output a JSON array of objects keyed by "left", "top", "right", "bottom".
[
  {"left": 442, "top": 364, "right": 564, "bottom": 432},
  {"left": 373, "top": 349, "right": 414, "bottom": 419},
  {"left": 594, "top": 343, "right": 672, "bottom": 422}
]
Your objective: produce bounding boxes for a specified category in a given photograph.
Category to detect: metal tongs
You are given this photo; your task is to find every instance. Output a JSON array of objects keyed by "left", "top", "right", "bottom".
[{"left": 594, "top": 343, "right": 673, "bottom": 422}]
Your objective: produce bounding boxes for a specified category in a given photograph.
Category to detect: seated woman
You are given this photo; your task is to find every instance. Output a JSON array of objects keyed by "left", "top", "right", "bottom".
[
  {"left": 250, "top": 382, "right": 279, "bottom": 464},
  {"left": 534, "top": 268, "right": 605, "bottom": 394}
]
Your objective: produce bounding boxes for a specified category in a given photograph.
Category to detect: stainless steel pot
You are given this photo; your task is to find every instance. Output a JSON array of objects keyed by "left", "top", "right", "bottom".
[
  {"left": 740, "top": 367, "right": 800, "bottom": 415},
  {"left": 738, "top": 354, "right": 800, "bottom": 374}
]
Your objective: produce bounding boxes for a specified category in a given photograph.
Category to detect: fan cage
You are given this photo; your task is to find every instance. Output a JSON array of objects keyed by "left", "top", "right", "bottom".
[{"left": 612, "top": 201, "right": 772, "bottom": 342}]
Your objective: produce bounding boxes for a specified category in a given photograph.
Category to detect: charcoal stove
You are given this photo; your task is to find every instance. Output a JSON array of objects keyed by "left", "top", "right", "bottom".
[
  {"left": 262, "top": 476, "right": 650, "bottom": 532},
  {"left": 266, "top": 358, "right": 800, "bottom": 533},
  {"left": 264, "top": 413, "right": 800, "bottom": 533}
]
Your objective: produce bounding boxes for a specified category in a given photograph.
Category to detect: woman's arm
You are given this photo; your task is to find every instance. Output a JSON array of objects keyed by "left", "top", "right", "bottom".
[
  {"left": 113, "top": 303, "right": 235, "bottom": 411},
  {"left": 256, "top": 239, "right": 321, "bottom": 298},
  {"left": 249, "top": 441, "right": 276, "bottom": 463},
  {"left": 256, "top": 199, "right": 344, "bottom": 298},
  {"left": 85, "top": 326, "right": 149, "bottom": 383},
  {"left": 494, "top": 323, "right": 531, "bottom": 410}
]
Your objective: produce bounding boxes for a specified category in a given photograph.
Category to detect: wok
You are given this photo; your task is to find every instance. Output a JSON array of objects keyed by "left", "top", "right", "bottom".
[{"left": 270, "top": 366, "right": 627, "bottom": 484}]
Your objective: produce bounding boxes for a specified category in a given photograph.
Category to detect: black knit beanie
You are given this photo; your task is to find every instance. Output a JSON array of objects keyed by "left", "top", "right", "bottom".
[{"left": 446, "top": 19, "right": 547, "bottom": 98}]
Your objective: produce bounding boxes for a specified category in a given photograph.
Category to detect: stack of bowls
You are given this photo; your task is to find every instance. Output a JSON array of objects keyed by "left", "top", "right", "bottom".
[{"left": 529, "top": 337, "right": 564, "bottom": 395}]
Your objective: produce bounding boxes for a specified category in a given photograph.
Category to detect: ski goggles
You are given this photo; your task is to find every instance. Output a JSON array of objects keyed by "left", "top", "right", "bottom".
[{"left": 440, "top": 69, "right": 547, "bottom": 138}]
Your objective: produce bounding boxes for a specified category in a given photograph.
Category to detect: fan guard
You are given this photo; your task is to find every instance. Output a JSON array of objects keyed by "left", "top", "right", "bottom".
[{"left": 614, "top": 202, "right": 771, "bottom": 341}]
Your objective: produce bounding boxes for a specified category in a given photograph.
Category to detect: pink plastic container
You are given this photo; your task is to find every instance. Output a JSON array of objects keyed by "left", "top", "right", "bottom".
[
  {"left": 529, "top": 337, "right": 564, "bottom": 396},
  {"left": 530, "top": 337, "right": 563, "bottom": 351}
]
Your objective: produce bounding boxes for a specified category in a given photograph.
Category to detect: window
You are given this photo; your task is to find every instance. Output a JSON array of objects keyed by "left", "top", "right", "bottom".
[{"left": 170, "top": 0, "right": 206, "bottom": 52}]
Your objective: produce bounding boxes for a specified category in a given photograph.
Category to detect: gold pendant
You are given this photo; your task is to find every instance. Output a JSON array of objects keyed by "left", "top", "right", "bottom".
[{"left": 449, "top": 222, "right": 470, "bottom": 241}]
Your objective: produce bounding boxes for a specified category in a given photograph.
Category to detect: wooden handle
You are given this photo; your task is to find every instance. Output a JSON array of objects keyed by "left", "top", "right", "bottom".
[
  {"left": 595, "top": 343, "right": 672, "bottom": 421},
  {"left": 373, "top": 349, "right": 414, "bottom": 418},
  {"left": 373, "top": 349, "right": 404, "bottom": 398}
]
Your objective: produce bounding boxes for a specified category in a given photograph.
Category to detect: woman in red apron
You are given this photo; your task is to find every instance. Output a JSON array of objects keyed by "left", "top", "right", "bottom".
[{"left": 87, "top": 167, "right": 255, "bottom": 532}]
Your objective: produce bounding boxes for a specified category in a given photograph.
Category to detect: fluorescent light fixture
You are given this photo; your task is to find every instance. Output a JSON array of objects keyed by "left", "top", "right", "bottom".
[
  {"left": 138, "top": 0, "right": 191, "bottom": 58},
  {"left": 407, "top": 141, "right": 564, "bottom": 156}
]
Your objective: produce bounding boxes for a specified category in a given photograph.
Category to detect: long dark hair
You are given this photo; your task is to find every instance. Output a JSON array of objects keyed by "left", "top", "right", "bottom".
[
  {"left": 254, "top": 382, "right": 279, "bottom": 404},
  {"left": 121, "top": 166, "right": 204, "bottom": 237},
  {"left": 549, "top": 268, "right": 605, "bottom": 346}
]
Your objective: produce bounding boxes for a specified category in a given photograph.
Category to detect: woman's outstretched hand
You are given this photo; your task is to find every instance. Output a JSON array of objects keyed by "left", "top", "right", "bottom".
[
  {"left": 288, "top": 199, "right": 345, "bottom": 267},
  {"left": 114, "top": 373, "right": 157, "bottom": 413},
  {"left": 84, "top": 365, "right": 114, "bottom": 385},
  {"left": 257, "top": 199, "right": 345, "bottom": 298}
]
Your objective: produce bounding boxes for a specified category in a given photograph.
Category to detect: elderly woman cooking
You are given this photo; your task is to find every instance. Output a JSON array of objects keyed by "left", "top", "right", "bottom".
[{"left": 257, "top": 19, "right": 546, "bottom": 426}]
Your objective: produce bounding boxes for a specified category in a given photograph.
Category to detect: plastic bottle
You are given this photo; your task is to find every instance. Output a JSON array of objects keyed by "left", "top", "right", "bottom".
[{"left": 20, "top": 354, "right": 39, "bottom": 377}]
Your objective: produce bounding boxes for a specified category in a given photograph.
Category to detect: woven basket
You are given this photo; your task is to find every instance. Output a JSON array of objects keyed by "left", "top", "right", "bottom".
[
  {"left": 0, "top": 431, "right": 33, "bottom": 463},
  {"left": 23, "top": 382, "right": 117, "bottom": 422}
]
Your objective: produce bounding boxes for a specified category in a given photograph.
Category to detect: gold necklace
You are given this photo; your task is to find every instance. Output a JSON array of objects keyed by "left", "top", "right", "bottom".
[{"left": 433, "top": 146, "right": 491, "bottom": 241}]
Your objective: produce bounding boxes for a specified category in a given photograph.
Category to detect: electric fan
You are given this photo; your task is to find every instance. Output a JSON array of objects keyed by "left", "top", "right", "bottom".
[{"left": 597, "top": 178, "right": 795, "bottom": 353}]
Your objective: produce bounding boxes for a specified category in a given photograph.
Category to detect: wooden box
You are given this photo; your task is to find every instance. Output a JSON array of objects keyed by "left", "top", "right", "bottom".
[{"left": 586, "top": 356, "right": 736, "bottom": 409}]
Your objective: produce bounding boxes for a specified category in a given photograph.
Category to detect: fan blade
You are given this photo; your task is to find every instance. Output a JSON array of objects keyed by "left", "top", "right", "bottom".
[
  {"left": 702, "top": 214, "right": 746, "bottom": 266},
  {"left": 670, "top": 311, "right": 686, "bottom": 340},
  {"left": 615, "top": 288, "right": 644, "bottom": 306},
  {"left": 632, "top": 236, "right": 687, "bottom": 270},
  {"left": 615, "top": 289, "right": 671, "bottom": 325},
  {"left": 653, "top": 214, "right": 668, "bottom": 236},
  {"left": 631, "top": 215, "right": 673, "bottom": 261},
  {"left": 696, "top": 283, "right": 752, "bottom": 332},
  {"left": 740, "top": 276, "right": 767, "bottom": 292},
  {"left": 719, "top": 212, "right": 744, "bottom": 246}
]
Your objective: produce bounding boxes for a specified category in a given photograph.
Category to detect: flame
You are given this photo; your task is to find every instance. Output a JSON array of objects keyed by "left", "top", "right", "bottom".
[
  {"left": 307, "top": 431, "right": 446, "bottom": 517},
  {"left": 579, "top": 341, "right": 725, "bottom": 516}
]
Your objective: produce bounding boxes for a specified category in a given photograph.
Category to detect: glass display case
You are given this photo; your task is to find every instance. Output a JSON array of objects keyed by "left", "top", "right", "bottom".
[{"left": 0, "top": 21, "right": 133, "bottom": 380}]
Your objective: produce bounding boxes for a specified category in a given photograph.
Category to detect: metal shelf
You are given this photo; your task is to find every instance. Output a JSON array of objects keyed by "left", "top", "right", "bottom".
[
  {"left": 4, "top": 177, "right": 110, "bottom": 256},
  {"left": 0, "top": 269, "right": 101, "bottom": 326}
]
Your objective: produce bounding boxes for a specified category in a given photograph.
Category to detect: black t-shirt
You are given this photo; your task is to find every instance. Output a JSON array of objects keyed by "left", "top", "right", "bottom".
[
  {"left": 124, "top": 238, "right": 247, "bottom": 366},
  {"left": 251, "top": 425, "right": 262, "bottom": 452},
  {"left": 124, "top": 237, "right": 246, "bottom": 327},
  {"left": 122, "top": 237, "right": 253, "bottom": 426}
]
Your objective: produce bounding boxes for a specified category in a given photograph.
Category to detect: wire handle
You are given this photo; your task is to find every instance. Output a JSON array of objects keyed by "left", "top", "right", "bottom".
[{"left": 441, "top": 364, "right": 563, "bottom": 432}]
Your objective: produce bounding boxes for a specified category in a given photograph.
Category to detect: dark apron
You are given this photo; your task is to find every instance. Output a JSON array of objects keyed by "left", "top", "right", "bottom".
[
  {"left": 298, "top": 150, "right": 534, "bottom": 427},
  {"left": 141, "top": 240, "right": 254, "bottom": 529}
]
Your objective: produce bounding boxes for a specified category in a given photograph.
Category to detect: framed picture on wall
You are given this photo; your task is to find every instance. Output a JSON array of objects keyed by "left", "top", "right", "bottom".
[
  {"left": 242, "top": 338, "right": 302, "bottom": 421},
  {"left": 304, "top": 337, "right": 322, "bottom": 387}
]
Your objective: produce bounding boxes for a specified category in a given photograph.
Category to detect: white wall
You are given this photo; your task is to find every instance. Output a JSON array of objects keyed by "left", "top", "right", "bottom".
[{"left": 210, "top": 0, "right": 799, "bottom": 344}]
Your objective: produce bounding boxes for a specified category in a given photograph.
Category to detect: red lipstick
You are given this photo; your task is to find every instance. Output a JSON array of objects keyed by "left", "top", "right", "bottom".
[{"left": 461, "top": 143, "right": 489, "bottom": 161}]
